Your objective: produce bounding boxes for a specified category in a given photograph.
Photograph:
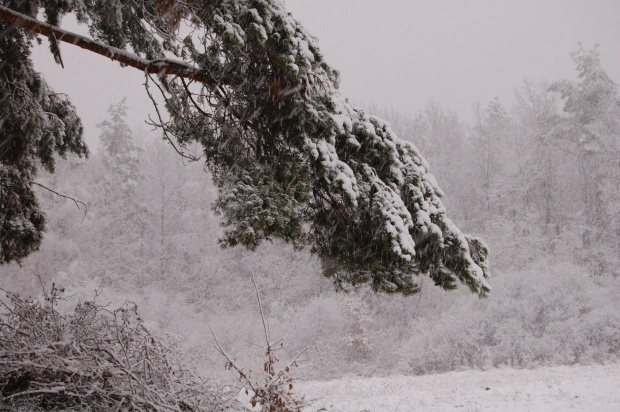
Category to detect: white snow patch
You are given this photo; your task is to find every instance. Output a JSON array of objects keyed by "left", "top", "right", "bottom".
[{"left": 296, "top": 364, "right": 620, "bottom": 412}]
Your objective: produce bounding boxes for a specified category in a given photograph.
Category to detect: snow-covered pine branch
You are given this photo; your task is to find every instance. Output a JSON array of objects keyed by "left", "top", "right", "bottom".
[
  {"left": 0, "top": 0, "right": 489, "bottom": 296},
  {"left": 0, "top": 5, "right": 235, "bottom": 87}
]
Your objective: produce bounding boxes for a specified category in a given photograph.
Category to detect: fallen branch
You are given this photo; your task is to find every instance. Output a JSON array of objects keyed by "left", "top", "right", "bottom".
[{"left": 0, "top": 286, "right": 231, "bottom": 411}]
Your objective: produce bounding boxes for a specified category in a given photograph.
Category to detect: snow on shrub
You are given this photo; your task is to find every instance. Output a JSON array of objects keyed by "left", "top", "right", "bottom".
[{"left": 0, "top": 285, "right": 232, "bottom": 411}]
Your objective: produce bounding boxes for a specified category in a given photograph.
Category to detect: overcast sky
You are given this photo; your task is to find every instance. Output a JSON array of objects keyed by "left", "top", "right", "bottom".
[{"left": 31, "top": 0, "right": 620, "bottom": 149}]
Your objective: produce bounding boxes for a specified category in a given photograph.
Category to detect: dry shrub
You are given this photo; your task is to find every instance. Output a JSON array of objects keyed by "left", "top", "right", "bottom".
[
  {"left": 0, "top": 285, "right": 230, "bottom": 411},
  {"left": 211, "top": 274, "right": 309, "bottom": 412}
]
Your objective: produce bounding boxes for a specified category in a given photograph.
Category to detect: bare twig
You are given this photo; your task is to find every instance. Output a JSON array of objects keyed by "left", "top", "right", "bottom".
[
  {"left": 143, "top": 72, "right": 203, "bottom": 163},
  {"left": 29, "top": 181, "right": 87, "bottom": 223},
  {"left": 251, "top": 272, "right": 270, "bottom": 347}
]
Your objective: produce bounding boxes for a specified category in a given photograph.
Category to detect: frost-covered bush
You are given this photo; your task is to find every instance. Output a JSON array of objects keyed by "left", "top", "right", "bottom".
[
  {"left": 0, "top": 286, "right": 231, "bottom": 411},
  {"left": 397, "top": 261, "right": 620, "bottom": 375}
]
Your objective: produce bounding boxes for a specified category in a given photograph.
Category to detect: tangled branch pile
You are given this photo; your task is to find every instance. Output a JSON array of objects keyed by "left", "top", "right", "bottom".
[{"left": 0, "top": 286, "right": 228, "bottom": 411}]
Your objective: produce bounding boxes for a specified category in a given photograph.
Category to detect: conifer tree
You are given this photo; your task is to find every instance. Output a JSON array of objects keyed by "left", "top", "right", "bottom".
[
  {"left": 0, "top": 0, "right": 490, "bottom": 296},
  {"left": 94, "top": 101, "right": 149, "bottom": 283},
  {"left": 98, "top": 100, "right": 141, "bottom": 196},
  {"left": 0, "top": 0, "right": 87, "bottom": 263},
  {"left": 550, "top": 45, "right": 620, "bottom": 273}
]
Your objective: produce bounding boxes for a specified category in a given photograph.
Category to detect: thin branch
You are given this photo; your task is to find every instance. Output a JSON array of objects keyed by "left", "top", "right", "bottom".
[
  {"left": 209, "top": 325, "right": 252, "bottom": 384},
  {"left": 4, "top": 387, "right": 68, "bottom": 400},
  {"left": 243, "top": 339, "right": 264, "bottom": 349},
  {"left": 251, "top": 272, "right": 270, "bottom": 347},
  {"left": 143, "top": 72, "right": 201, "bottom": 162},
  {"left": 180, "top": 78, "right": 213, "bottom": 117},
  {"left": 29, "top": 181, "right": 87, "bottom": 223}
]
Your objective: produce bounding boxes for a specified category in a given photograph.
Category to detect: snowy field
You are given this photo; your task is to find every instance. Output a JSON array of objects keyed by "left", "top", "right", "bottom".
[{"left": 295, "top": 364, "right": 620, "bottom": 412}]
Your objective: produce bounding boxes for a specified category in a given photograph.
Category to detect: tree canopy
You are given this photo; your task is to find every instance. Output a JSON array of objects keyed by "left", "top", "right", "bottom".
[
  {"left": 549, "top": 46, "right": 620, "bottom": 265},
  {"left": 0, "top": 0, "right": 490, "bottom": 296}
]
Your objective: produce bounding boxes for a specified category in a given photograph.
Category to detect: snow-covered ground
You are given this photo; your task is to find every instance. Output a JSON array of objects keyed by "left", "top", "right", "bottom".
[{"left": 296, "top": 363, "right": 620, "bottom": 412}]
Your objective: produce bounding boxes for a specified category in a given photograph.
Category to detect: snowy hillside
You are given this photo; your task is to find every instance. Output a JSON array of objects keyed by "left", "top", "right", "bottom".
[{"left": 296, "top": 364, "right": 620, "bottom": 412}]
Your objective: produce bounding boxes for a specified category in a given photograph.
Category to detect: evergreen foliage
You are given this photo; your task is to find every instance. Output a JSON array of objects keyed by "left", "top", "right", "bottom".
[
  {"left": 98, "top": 99, "right": 141, "bottom": 196},
  {"left": 0, "top": 0, "right": 87, "bottom": 263},
  {"left": 549, "top": 45, "right": 620, "bottom": 274},
  {"left": 0, "top": 0, "right": 489, "bottom": 296},
  {"left": 94, "top": 101, "right": 149, "bottom": 283}
]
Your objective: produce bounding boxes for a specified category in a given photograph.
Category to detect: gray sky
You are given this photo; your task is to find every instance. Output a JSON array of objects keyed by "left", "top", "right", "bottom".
[{"left": 31, "top": 0, "right": 620, "bottom": 148}]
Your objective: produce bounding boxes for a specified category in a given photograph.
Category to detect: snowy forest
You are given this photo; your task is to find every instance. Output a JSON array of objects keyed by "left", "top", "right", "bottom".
[{"left": 1, "top": 0, "right": 619, "bottom": 411}]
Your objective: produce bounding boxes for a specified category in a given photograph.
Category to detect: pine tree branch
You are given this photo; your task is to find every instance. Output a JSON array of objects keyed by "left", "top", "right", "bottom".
[{"left": 0, "top": 5, "right": 232, "bottom": 87}]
